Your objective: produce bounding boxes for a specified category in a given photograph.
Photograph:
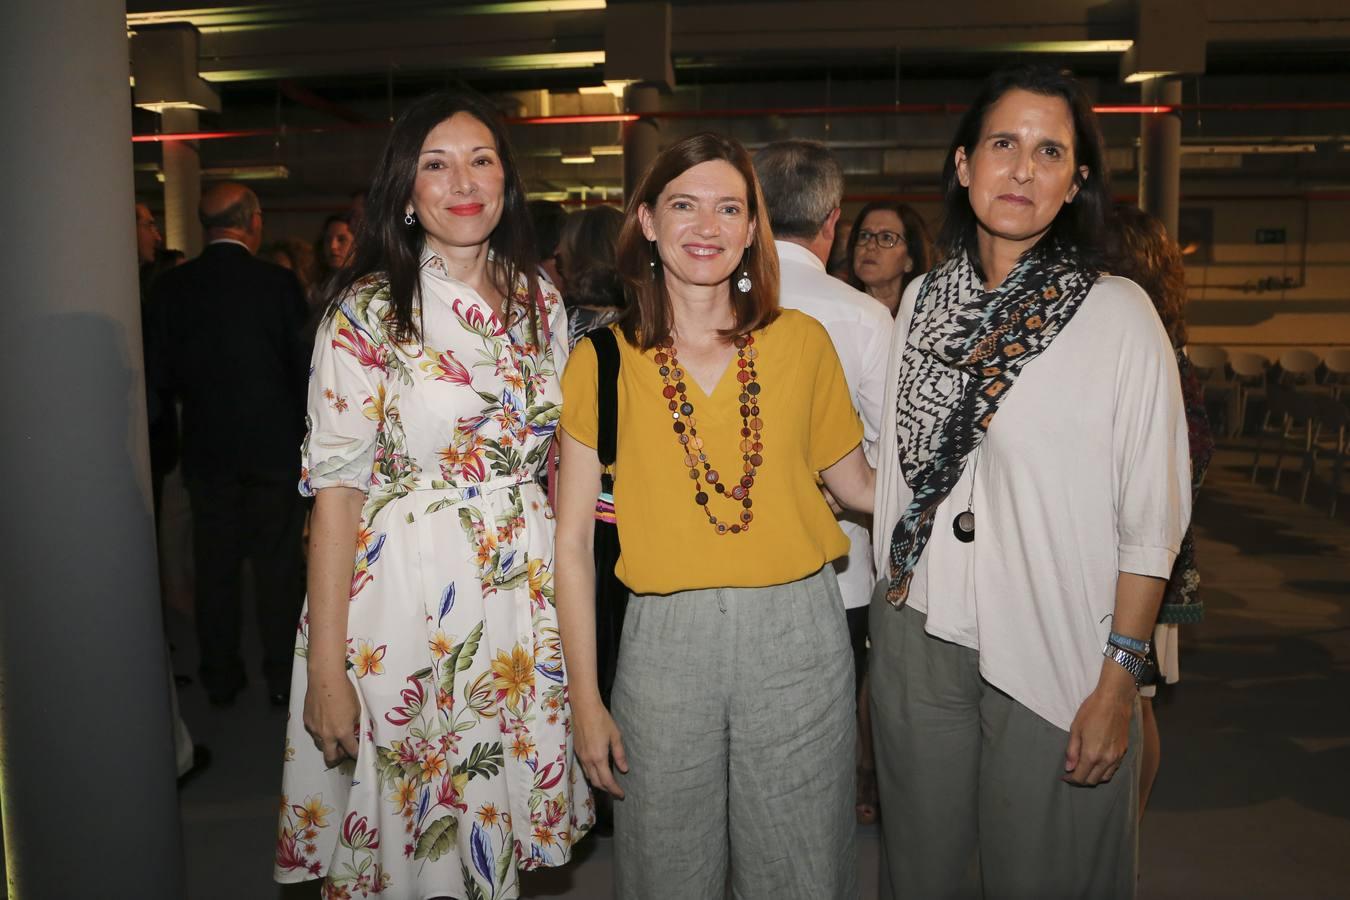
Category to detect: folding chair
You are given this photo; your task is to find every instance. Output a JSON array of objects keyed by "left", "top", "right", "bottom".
[
  {"left": 1309, "top": 393, "right": 1350, "bottom": 517},
  {"left": 1278, "top": 348, "right": 1321, "bottom": 386},
  {"left": 1230, "top": 351, "right": 1269, "bottom": 436},
  {"left": 1189, "top": 345, "right": 1239, "bottom": 437},
  {"left": 1323, "top": 348, "right": 1350, "bottom": 396}
]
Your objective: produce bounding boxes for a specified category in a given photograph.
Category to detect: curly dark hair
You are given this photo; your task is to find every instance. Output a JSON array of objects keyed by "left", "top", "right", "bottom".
[
  {"left": 559, "top": 205, "right": 625, "bottom": 309},
  {"left": 1107, "top": 204, "right": 1189, "bottom": 347}
]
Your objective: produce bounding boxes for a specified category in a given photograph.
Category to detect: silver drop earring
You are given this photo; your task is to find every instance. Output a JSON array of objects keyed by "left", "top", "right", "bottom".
[
  {"left": 649, "top": 241, "right": 658, "bottom": 271},
  {"left": 736, "top": 270, "right": 752, "bottom": 293},
  {"left": 404, "top": 210, "right": 416, "bottom": 226}
]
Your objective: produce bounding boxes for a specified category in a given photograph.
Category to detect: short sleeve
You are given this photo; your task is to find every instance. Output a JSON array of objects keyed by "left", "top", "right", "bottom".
[
  {"left": 299, "top": 302, "right": 382, "bottom": 496},
  {"left": 855, "top": 305, "right": 895, "bottom": 463},
  {"left": 540, "top": 279, "right": 571, "bottom": 376},
  {"left": 1111, "top": 282, "right": 1192, "bottom": 577},
  {"left": 806, "top": 321, "right": 865, "bottom": 471},
  {"left": 559, "top": 333, "right": 600, "bottom": 449}
]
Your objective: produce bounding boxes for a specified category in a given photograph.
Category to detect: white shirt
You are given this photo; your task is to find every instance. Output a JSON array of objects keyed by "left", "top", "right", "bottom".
[
  {"left": 207, "top": 238, "right": 251, "bottom": 251},
  {"left": 776, "top": 239, "right": 895, "bottom": 609},
  {"left": 872, "top": 274, "right": 1191, "bottom": 730}
]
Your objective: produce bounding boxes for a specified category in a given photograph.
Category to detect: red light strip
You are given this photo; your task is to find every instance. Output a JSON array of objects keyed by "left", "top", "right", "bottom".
[
  {"left": 508, "top": 113, "right": 639, "bottom": 125},
  {"left": 133, "top": 127, "right": 279, "bottom": 143},
  {"left": 1093, "top": 105, "right": 1175, "bottom": 114}
]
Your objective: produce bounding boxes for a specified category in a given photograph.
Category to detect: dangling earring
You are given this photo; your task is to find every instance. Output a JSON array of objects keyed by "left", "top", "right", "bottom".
[
  {"left": 649, "top": 241, "right": 659, "bottom": 272},
  {"left": 736, "top": 270, "right": 752, "bottom": 293},
  {"left": 404, "top": 209, "right": 416, "bottom": 226}
]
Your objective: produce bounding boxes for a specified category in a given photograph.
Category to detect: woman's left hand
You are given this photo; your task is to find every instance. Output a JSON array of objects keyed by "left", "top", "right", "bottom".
[{"left": 1063, "top": 667, "right": 1135, "bottom": 786}]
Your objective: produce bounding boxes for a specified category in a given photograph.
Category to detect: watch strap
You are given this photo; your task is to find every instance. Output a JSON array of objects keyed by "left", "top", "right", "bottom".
[{"left": 1103, "top": 643, "right": 1156, "bottom": 685}]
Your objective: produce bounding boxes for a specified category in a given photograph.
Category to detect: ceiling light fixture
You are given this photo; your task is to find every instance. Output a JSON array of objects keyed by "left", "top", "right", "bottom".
[
  {"left": 156, "top": 164, "right": 291, "bottom": 182},
  {"left": 1182, "top": 143, "right": 1317, "bottom": 155},
  {"left": 1123, "top": 71, "right": 1174, "bottom": 84}
]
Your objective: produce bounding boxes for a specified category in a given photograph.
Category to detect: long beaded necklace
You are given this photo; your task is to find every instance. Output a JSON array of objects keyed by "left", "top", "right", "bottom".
[{"left": 654, "top": 334, "right": 762, "bottom": 535}]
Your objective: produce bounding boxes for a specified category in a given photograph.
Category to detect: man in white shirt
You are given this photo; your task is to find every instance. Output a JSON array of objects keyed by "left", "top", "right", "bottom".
[{"left": 753, "top": 140, "right": 894, "bottom": 819}]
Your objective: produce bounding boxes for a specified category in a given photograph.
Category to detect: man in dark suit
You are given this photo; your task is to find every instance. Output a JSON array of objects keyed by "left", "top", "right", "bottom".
[{"left": 147, "top": 183, "right": 309, "bottom": 708}]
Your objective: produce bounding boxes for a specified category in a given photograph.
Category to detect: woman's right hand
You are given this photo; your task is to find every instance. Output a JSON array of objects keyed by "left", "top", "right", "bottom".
[
  {"left": 303, "top": 670, "right": 361, "bottom": 769},
  {"left": 573, "top": 699, "right": 629, "bottom": 798}
]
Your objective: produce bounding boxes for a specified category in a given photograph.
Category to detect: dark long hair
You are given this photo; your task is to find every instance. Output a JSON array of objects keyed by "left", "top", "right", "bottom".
[
  {"left": 325, "top": 90, "right": 538, "bottom": 343},
  {"left": 559, "top": 205, "right": 625, "bottom": 309},
  {"left": 1108, "top": 204, "right": 1188, "bottom": 347},
  {"left": 937, "top": 64, "right": 1111, "bottom": 277},
  {"left": 616, "top": 132, "right": 780, "bottom": 350},
  {"left": 314, "top": 213, "right": 353, "bottom": 284},
  {"left": 844, "top": 200, "right": 933, "bottom": 297}
]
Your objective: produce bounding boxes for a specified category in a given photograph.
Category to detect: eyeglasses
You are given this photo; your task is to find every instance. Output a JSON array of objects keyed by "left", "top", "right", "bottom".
[{"left": 856, "top": 230, "right": 905, "bottom": 249}]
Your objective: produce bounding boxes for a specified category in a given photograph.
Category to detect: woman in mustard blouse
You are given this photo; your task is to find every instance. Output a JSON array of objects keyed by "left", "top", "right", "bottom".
[{"left": 556, "top": 132, "right": 874, "bottom": 899}]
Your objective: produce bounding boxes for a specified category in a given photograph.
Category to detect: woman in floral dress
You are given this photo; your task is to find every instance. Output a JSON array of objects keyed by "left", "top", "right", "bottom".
[{"left": 275, "top": 90, "right": 592, "bottom": 900}]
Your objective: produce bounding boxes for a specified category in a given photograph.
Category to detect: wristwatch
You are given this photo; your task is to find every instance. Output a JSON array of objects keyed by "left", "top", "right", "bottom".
[{"left": 1103, "top": 642, "right": 1157, "bottom": 686}]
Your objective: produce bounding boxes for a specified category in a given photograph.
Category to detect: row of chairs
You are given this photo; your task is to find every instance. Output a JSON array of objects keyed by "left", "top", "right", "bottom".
[
  {"left": 1248, "top": 383, "right": 1350, "bottom": 517},
  {"left": 1186, "top": 346, "right": 1350, "bottom": 439}
]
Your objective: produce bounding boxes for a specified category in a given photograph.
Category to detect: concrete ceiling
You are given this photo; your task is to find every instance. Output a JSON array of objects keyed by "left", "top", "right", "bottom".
[
  {"left": 125, "top": 1, "right": 1350, "bottom": 84},
  {"left": 125, "top": 1, "right": 1350, "bottom": 207}
]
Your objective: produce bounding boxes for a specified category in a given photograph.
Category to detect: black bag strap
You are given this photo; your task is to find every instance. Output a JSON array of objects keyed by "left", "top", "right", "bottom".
[{"left": 584, "top": 327, "right": 620, "bottom": 469}]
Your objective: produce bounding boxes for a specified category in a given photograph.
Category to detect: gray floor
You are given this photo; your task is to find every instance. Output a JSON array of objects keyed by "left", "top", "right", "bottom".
[{"left": 172, "top": 444, "right": 1350, "bottom": 899}]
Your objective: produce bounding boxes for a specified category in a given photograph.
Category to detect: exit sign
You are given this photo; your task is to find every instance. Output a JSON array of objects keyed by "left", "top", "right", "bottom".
[{"left": 1255, "top": 228, "right": 1287, "bottom": 244}]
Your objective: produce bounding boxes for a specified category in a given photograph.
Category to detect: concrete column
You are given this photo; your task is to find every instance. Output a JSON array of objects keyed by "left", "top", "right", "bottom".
[
  {"left": 162, "top": 108, "right": 202, "bottom": 256},
  {"left": 0, "top": 1, "right": 185, "bottom": 897},
  {"left": 623, "top": 84, "right": 661, "bottom": 199},
  {"left": 1138, "top": 78, "right": 1183, "bottom": 236}
]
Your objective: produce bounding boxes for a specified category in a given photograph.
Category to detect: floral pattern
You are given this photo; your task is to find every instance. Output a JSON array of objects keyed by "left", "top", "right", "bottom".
[
  {"left": 1160, "top": 350, "right": 1215, "bottom": 624},
  {"left": 277, "top": 250, "right": 592, "bottom": 898}
]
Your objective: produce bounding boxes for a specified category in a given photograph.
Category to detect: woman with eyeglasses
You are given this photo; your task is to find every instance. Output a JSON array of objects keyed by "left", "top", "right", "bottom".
[{"left": 845, "top": 201, "right": 932, "bottom": 317}]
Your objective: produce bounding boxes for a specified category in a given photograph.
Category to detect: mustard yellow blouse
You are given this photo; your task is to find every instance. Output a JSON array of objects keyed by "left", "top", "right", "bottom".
[{"left": 560, "top": 308, "right": 863, "bottom": 595}]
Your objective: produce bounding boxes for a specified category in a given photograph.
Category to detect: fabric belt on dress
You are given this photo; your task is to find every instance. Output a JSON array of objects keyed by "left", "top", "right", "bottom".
[
  {"left": 405, "top": 471, "right": 538, "bottom": 517},
  {"left": 442, "top": 471, "right": 536, "bottom": 502}
]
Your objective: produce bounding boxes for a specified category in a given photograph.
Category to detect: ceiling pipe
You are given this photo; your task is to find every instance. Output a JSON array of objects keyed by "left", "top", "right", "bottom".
[
  {"left": 278, "top": 80, "right": 369, "bottom": 123},
  {"left": 132, "top": 100, "right": 1350, "bottom": 143}
]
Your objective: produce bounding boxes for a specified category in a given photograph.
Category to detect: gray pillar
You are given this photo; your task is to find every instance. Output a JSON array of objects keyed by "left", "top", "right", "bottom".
[
  {"left": 162, "top": 108, "right": 202, "bottom": 256},
  {"left": 623, "top": 84, "right": 661, "bottom": 200},
  {"left": 0, "top": 1, "right": 186, "bottom": 897},
  {"left": 1138, "top": 78, "right": 1183, "bottom": 236}
]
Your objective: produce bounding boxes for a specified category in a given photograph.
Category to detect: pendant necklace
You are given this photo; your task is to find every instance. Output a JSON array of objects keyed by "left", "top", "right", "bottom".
[{"left": 951, "top": 446, "right": 979, "bottom": 544}]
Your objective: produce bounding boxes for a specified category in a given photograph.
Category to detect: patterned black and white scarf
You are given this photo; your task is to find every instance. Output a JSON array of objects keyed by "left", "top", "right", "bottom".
[{"left": 886, "top": 247, "right": 1097, "bottom": 607}]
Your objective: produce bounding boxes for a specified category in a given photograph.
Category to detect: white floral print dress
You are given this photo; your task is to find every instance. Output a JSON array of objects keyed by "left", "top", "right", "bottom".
[{"left": 275, "top": 250, "right": 592, "bottom": 899}]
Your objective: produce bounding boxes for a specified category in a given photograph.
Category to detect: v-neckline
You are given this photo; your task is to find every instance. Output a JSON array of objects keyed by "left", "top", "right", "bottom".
[{"left": 681, "top": 349, "right": 740, "bottom": 400}]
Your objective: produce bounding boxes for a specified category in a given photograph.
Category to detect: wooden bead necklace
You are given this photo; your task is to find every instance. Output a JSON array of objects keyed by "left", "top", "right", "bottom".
[{"left": 654, "top": 334, "right": 763, "bottom": 535}]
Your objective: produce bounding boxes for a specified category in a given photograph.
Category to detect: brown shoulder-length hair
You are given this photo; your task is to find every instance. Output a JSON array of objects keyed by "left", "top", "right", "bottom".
[
  {"left": 1107, "top": 204, "right": 1188, "bottom": 347},
  {"left": 616, "top": 132, "right": 779, "bottom": 350}
]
